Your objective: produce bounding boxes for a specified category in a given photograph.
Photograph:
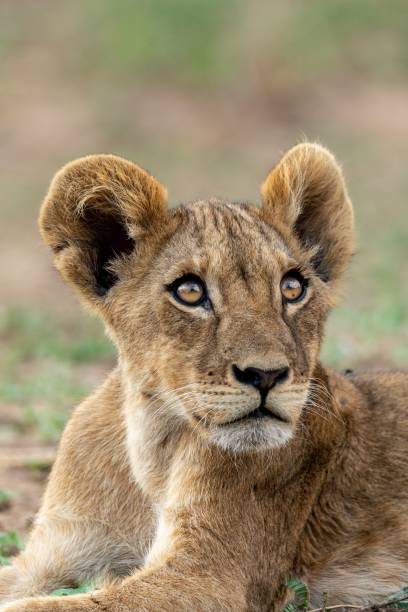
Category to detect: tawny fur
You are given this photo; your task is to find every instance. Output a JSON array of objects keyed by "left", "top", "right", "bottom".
[{"left": 1, "top": 143, "right": 407, "bottom": 611}]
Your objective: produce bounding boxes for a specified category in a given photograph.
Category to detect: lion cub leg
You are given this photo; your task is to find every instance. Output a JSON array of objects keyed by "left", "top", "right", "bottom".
[
  {"left": 1, "top": 516, "right": 248, "bottom": 612},
  {"left": 0, "top": 569, "right": 18, "bottom": 607},
  {"left": 0, "top": 384, "right": 154, "bottom": 606},
  {"left": 0, "top": 514, "right": 141, "bottom": 608}
]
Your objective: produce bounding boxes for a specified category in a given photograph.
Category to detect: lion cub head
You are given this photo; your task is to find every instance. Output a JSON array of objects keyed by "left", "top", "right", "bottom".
[{"left": 40, "top": 143, "right": 353, "bottom": 452}]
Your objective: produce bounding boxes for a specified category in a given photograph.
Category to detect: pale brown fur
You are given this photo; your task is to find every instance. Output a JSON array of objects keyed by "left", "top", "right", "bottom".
[{"left": 1, "top": 143, "right": 407, "bottom": 611}]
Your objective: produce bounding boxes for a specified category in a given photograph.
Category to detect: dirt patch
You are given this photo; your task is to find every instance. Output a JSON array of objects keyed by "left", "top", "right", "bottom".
[{"left": 0, "top": 445, "right": 54, "bottom": 537}]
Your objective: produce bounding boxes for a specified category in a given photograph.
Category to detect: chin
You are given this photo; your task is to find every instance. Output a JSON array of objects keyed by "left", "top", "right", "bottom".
[{"left": 208, "top": 419, "right": 294, "bottom": 453}]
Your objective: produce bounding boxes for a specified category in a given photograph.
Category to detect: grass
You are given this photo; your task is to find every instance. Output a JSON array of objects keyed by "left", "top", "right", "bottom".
[
  {"left": 0, "top": 358, "right": 87, "bottom": 442},
  {"left": 82, "top": 0, "right": 239, "bottom": 86},
  {"left": 0, "top": 531, "right": 22, "bottom": 566},
  {"left": 0, "top": 308, "right": 114, "bottom": 367},
  {"left": 0, "top": 307, "right": 114, "bottom": 441},
  {"left": 0, "top": 491, "right": 13, "bottom": 512},
  {"left": 283, "top": 578, "right": 408, "bottom": 612},
  {"left": 51, "top": 585, "right": 93, "bottom": 597},
  {"left": 266, "top": 0, "right": 408, "bottom": 83},
  {"left": 322, "top": 224, "right": 408, "bottom": 367},
  {"left": 2, "top": 1, "right": 408, "bottom": 90}
]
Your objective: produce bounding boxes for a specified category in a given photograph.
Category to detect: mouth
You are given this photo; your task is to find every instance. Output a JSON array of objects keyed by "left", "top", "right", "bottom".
[
  {"left": 223, "top": 398, "right": 288, "bottom": 426},
  {"left": 207, "top": 393, "right": 295, "bottom": 452}
]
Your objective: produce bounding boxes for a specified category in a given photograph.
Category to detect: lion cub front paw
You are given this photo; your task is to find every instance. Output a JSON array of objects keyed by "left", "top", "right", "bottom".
[{"left": 2, "top": 592, "right": 102, "bottom": 611}]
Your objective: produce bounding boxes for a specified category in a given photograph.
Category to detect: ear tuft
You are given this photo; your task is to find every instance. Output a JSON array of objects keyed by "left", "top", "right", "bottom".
[
  {"left": 260, "top": 143, "right": 354, "bottom": 285},
  {"left": 39, "top": 154, "right": 168, "bottom": 303}
]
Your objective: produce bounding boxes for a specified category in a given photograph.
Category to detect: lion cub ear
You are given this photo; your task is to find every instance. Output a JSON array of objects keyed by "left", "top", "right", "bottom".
[
  {"left": 260, "top": 143, "right": 354, "bottom": 284},
  {"left": 39, "top": 154, "right": 167, "bottom": 306}
]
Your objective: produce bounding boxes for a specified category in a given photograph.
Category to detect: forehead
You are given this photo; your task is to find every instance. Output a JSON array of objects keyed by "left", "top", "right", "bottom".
[{"left": 165, "top": 200, "right": 292, "bottom": 277}]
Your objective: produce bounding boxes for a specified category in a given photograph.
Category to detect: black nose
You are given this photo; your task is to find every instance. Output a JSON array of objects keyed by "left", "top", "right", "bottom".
[{"left": 232, "top": 365, "right": 289, "bottom": 394}]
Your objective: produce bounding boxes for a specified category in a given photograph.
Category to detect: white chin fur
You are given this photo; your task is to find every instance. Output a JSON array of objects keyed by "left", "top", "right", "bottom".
[{"left": 208, "top": 419, "right": 294, "bottom": 453}]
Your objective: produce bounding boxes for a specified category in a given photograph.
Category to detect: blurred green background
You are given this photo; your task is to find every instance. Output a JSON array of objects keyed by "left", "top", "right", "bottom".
[{"left": 0, "top": 1, "right": 408, "bottom": 533}]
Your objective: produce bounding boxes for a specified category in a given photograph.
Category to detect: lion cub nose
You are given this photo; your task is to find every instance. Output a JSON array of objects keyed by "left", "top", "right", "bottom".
[{"left": 232, "top": 365, "right": 289, "bottom": 394}]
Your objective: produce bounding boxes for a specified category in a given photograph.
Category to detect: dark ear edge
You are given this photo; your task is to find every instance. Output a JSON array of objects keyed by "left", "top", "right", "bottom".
[
  {"left": 39, "top": 154, "right": 168, "bottom": 302},
  {"left": 260, "top": 143, "right": 354, "bottom": 285}
]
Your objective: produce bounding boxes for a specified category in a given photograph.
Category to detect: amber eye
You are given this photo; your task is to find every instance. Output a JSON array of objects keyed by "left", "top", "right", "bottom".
[
  {"left": 176, "top": 281, "right": 204, "bottom": 305},
  {"left": 280, "top": 272, "right": 307, "bottom": 303},
  {"left": 169, "top": 275, "right": 207, "bottom": 307}
]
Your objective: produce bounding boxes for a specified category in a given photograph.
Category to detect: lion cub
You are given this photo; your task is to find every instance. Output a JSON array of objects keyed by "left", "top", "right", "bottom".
[{"left": 1, "top": 143, "right": 407, "bottom": 611}]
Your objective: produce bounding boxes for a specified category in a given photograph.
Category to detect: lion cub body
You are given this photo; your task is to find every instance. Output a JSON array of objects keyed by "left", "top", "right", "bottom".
[{"left": 1, "top": 144, "right": 407, "bottom": 611}]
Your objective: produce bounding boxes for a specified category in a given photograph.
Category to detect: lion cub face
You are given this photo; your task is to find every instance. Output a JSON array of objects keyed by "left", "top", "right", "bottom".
[
  {"left": 135, "top": 201, "right": 328, "bottom": 452},
  {"left": 39, "top": 144, "right": 353, "bottom": 452}
]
